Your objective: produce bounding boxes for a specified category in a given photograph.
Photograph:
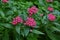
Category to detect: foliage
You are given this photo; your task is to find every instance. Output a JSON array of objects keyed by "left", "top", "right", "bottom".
[{"left": 0, "top": 0, "right": 60, "bottom": 40}]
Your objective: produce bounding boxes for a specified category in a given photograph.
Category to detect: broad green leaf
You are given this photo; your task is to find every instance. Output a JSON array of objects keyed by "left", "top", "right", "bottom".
[
  {"left": 38, "top": 0, "right": 45, "bottom": 6},
  {"left": 0, "top": 11, "right": 5, "bottom": 18},
  {"left": 24, "top": 28, "right": 29, "bottom": 36},
  {"left": 54, "top": 23, "right": 60, "bottom": 26},
  {"left": 12, "top": 7, "right": 17, "bottom": 12},
  {"left": 53, "top": 10, "right": 60, "bottom": 16},
  {"left": 42, "top": 16, "right": 48, "bottom": 24},
  {"left": 52, "top": 27, "right": 60, "bottom": 32},
  {"left": 34, "top": 26, "right": 39, "bottom": 28},
  {"left": 21, "top": 27, "right": 29, "bottom": 37},
  {"left": 16, "top": 25, "right": 20, "bottom": 35},
  {"left": 27, "top": 33, "right": 38, "bottom": 40},
  {"left": 19, "top": 11, "right": 27, "bottom": 21},
  {"left": 2, "top": 30, "right": 9, "bottom": 40},
  {"left": 45, "top": 26, "right": 60, "bottom": 40},
  {"left": 53, "top": 22, "right": 60, "bottom": 29},
  {"left": 0, "top": 23, "right": 12, "bottom": 28},
  {"left": 32, "top": 29, "right": 44, "bottom": 35}
]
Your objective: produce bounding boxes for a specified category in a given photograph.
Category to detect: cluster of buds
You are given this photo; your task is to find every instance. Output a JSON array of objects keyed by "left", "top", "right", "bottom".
[
  {"left": 2, "top": 0, "right": 8, "bottom": 3},
  {"left": 47, "top": 0, "right": 55, "bottom": 21},
  {"left": 48, "top": 13, "right": 56, "bottom": 21},
  {"left": 48, "top": 7, "right": 54, "bottom": 12},
  {"left": 46, "top": 0, "right": 53, "bottom": 2},
  {"left": 24, "top": 17, "right": 36, "bottom": 27},
  {"left": 28, "top": 6, "right": 38, "bottom": 16},
  {"left": 12, "top": 16, "right": 23, "bottom": 25}
]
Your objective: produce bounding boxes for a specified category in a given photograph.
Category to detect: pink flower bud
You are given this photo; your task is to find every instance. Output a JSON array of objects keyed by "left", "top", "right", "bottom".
[
  {"left": 24, "top": 17, "right": 36, "bottom": 27},
  {"left": 2, "top": 0, "right": 8, "bottom": 3},
  {"left": 15, "top": 16, "right": 23, "bottom": 23},
  {"left": 12, "top": 16, "right": 23, "bottom": 25},
  {"left": 28, "top": 6, "right": 38, "bottom": 16},
  {"left": 12, "top": 20, "right": 17, "bottom": 25},
  {"left": 46, "top": 0, "right": 53, "bottom": 2},
  {"left": 48, "top": 7, "right": 54, "bottom": 12},
  {"left": 48, "top": 13, "right": 56, "bottom": 21}
]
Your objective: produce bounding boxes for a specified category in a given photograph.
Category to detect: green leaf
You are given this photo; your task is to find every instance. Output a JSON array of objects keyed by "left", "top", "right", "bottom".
[
  {"left": 53, "top": 22, "right": 60, "bottom": 29},
  {"left": 0, "top": 23, "right": 12, "bottom": 28},
  {"left": 2, "top": 30, "right": 9, "bottom": 40},
  {"left": 34, "top": 26, "right": 39, "bottom": 28},
  {"left": 24, "top": 28, "right": 29, "bottom": 36},
  {"left": 45, "top": 26, "right": 60, "bottom": 40},
  {"left": 27, "top": 33, "right": 38, "bottom": 40},
  {"left": 54, "top": 22, "right": 60, "bottom": 26},
  {"left": 38, "top": 0, "right": 45, "bottom": 6},
  {"left": 52, "top": 27, "right": 60, "bottom": 32},
  {"left": 12, "top": 7, "right": 17, "bottom": 12},
  {"left": 42, "top": 16, "right": 47, "bottom": 24},
  {"left": 16, "top": 25, "right": 20, "bottom": 35},
  {"left": 0, "top": 11, "right": 5, "bottom": 18},
  {"left": 53, "top": 10, "right": 60, "bottom": 16},
  {"left": 32, "top": 29, "right": 44, "bottom": 35},
  {"left": 21, "top": 27, "right": 29, "bottom": 37}
]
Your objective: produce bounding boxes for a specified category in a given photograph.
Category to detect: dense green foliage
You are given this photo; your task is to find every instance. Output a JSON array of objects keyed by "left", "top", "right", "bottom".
[{"left": 0, "top": 0, "right": 60, "bottom": 40}]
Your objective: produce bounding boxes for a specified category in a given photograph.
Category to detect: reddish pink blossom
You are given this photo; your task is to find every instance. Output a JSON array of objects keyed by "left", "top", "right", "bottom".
[
  {"left": 31, "top": 6, "right": 38, "bottom": 13},
  {"left": 15, "top": 16, "right": 23, "bottom": 23},
  {"left": 24, "top": 17, "right": 36, "bottom": 27},
  {"left": 28, "top": 6, "right": 38, "bottom": 16},
  {"left": 46, "top": 0, "right": 53, "bottom": 2},
  {"left": 48, "top": 13, "right": 56, "bottom": 21},
  {"left": 2, "top": 0, "right": 8, "bottom": 3},
  {"left": 12, "top": 16, "right": 23, "bottom": 25},
  {"left": 28, "top": 8, "right": 33, "bottom": 16},
  {"left": 48, "top": 7, "right": 54, "bottom": 11},
  {"left": 12, "top": 20, "right": 17, "bottom": 25}
]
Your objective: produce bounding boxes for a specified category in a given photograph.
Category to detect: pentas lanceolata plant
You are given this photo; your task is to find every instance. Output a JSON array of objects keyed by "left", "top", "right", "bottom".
[
  {"left": 0, "top": 0, "right": 60, "bottom": 40},
  {"left": 11, "top": 6, "right": 38, "bottom": 27}
]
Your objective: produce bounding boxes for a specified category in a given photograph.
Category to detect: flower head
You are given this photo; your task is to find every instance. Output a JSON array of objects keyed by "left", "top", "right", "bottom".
[
  {"left": 12, "top": 19, "right": 17, "bottom": 25},
  {"left": 12, "top": 16, "right": 23, "bottom": 25},
  {"left": 2, "top": 0, "right": 8, "bottom": 3},
  {"left": 28, "top": 6, "right": 38, "bottom": 16},
  {"left": 48, "top": 13, "right": 56, "bottom": 21},
  {"left": 46, "top": 0, "right": 53, "bottom": 2},
  {"left": 24, "top": 17, "right": 36, "bottom": 27},
  {"left": 15, "top": 16, "right": 23, "bottom": 23},
  {"left": 48, "top": 7, "right": 54, "bottom": 12}
]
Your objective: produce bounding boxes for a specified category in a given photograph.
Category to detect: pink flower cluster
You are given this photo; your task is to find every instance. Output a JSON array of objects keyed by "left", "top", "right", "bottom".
[
  {"left": 48, "top": 13, "right": 56, "bottom": 21},
  {"left": 24, "top": 17, "right": 36, "bottom": 27},
  {"left": 28, "top": 6, "right": 38, "bottom": 16},
  {"left": 46, "top": 0, "right": 53, "bottom": 2},
  {"left": 47, "top": 0, "right": 55, "bottom": 21},
  {"left": 2, "top": 0, "right": 8, "bottom": 3},
  {"left": 12, "top": 16, "right": 23, "bottom": 25},
  {"left": 48, "top": 7, "right": 54, "bottom": 12}
]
